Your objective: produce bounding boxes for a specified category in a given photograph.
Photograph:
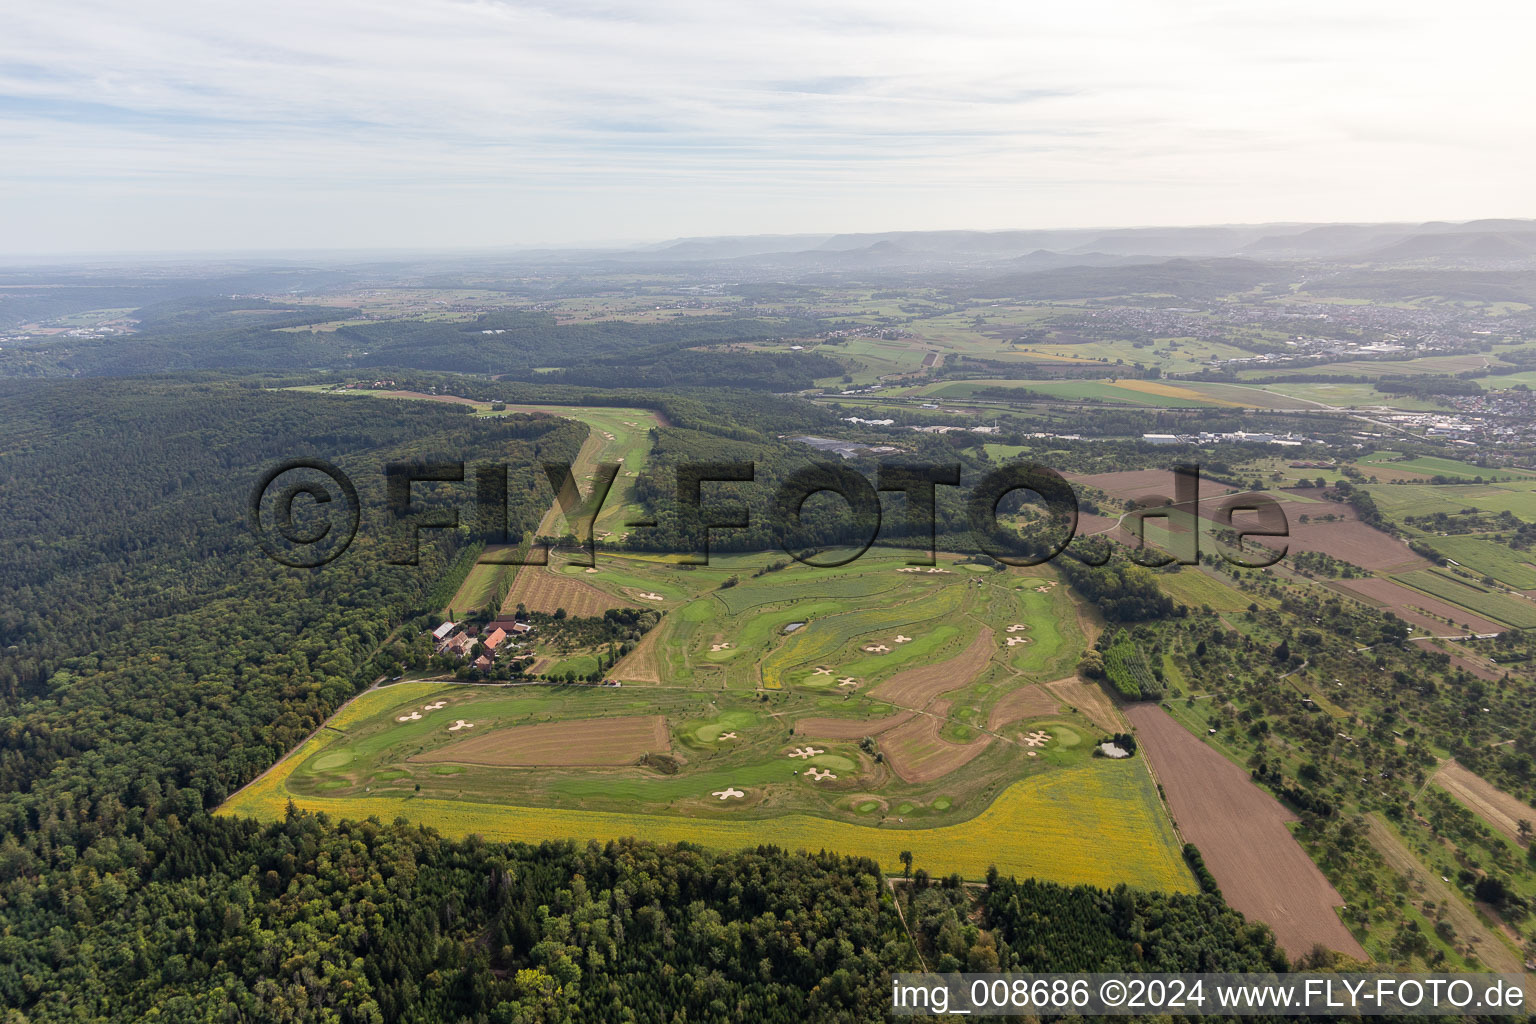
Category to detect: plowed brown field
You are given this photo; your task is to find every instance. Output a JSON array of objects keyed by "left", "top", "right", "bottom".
[
  {"left": 987, "top": 684, "right": 1061, "bottom": 729},
  {"left": 502, "top": 563, "right": 631, "bottom": 617},
  {"left": 795, "top": 711, "right": 915, "bottom": 740},
  {"left": 1331, "top": 577, "right": 1504, "bottom": 635},
  {"left": 1045, "top": 677, "right": 1125, "bottom": 732},
  {"left": 1126, "top": 704, "right": 1366, "bottom": 960},
  {"left": 412, "top": 715, "right": 670, "bottom": 767},
  {"left": 872, "top": 628, "right": 995, "bottom": 707},
  {"left": 882, "top": 703, "right": 993, "bottom": 783}
]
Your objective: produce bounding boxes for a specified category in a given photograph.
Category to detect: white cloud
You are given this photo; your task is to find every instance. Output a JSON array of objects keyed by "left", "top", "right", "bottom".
[{"left": 1, "top": 0, "right": 1533, "bottom": 251}]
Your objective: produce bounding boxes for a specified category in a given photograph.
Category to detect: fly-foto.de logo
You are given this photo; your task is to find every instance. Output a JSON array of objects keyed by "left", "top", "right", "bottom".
[{"left": 248, "top": 460, "right": 1289, "bottom": 570}]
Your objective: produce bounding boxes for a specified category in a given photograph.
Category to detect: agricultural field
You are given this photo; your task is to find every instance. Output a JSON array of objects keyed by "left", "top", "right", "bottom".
[
  {"left": 890, "top": 377, "right": 1233, "bottom": 408},
  {"left": 1152, "top": 566, "right": 1260, "bottom": 612},
  {"left": 1126, "top": 704, "right": 1367, "bottom": 960},
  {"left": 1434, "top": 761, "right": 1536, "bottom": 848},
  {"left": 1255, "top": 381, "right": 1451, "bottom": 411},
  {"left": 1236, "top": 353, "right": 1507, "bottom": 380},
  {"left": 1330, "top": 575, "right": 1507, "bottom": 636},
  {"left": 1426, "top": 535, "right": 1536, "bottom": 591},
  {"left": 1358, "top": 452, "right": 1536, "bottom": 482},
  {"left": 1475, "top": 370, "right": 1536, "bottom": 391},
  {"left": 474, "top": 402, "right": 661, "bottom": 541},
  {"left": 220, "top": 550, "right": 1196, "bottom": 889},
  {"left": 1391, "top": 568, "right": 1536, "bottom": 629}
]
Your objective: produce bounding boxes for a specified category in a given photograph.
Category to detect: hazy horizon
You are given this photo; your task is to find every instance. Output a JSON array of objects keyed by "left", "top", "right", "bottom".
[
  {"left": 5, "top": 214, "right": 1536, "bottom": 266},
  {"left": 5, "top": 0, "right": 1535, "bottom": 254}
]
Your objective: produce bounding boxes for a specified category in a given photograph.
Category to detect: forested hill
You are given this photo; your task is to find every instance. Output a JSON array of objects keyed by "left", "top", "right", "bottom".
[
  {"left": 0, "top": 304, "right": 833, "bottom": 389},
  {"left": 0, "top": 379, "right": 578, "bottom": 805}
]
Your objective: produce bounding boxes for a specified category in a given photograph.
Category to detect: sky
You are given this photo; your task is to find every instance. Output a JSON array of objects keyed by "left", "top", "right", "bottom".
[{"left": 2, "top": 0, "right": 1534, "bottom": 254}]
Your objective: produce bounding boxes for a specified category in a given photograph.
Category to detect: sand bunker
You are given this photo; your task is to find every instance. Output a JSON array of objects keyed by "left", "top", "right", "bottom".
[
  {"left": 837, "top": 677, "right": 859, "bottom": 687},
  {"left": 1006, "top": 624, "right": 1028, "bottom": 632},
  {"left": 396, "top": 711, "right": 422, "bottom": 722},
  {"left": 812, "top": 666, "right": 832, "bottom": 675},
  {"left": 712, "top": 788, "right": 744, "bottom": 800},
  {"left": 863, "top": 644, "right": 890, "bottom": 653},
  {"left": 1022, "top": 730, "right": 1050, "bottom": 747},
  {"left": 893, "top": 635, "right": 912, "bottom": 643},
  {"left": 806, "top": 767, "right": 837, "bottom": 782},
  {"left": 449, "top": 720, "right": 475, "bottom": 731},
  {"left": 787, "top": 746, "right": 825, "bottom": 760},
  {"left": 709, "top": 641, "right": 733, "bottom": 652},
  {"left": 1005, "top": 636, "right": 1032, "bottom": 646},
  {"left": 719, "top": 731, "right": 737, "bottom": 740}
]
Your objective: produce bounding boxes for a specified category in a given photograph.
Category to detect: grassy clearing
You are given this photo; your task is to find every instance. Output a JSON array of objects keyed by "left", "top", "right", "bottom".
[{"left": 1361, "top": 455, "right": 1536, "bottom": 481}]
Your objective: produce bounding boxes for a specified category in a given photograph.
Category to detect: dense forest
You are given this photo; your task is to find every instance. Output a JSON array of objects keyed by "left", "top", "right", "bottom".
[{"left": 0, "top": 304, "right": 823, "bottom": 386}]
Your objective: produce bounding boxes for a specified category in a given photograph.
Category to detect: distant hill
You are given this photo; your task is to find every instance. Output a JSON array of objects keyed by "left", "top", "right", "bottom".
[
  {"left": 635, "top": 219, "right": 1536, "bottom": 268},
  {"left": 968, "top": 257, "right": 1293, "bottom": 301},
  {"left": 1363, "top": 230, "right": 1536, "bottom": 261}
]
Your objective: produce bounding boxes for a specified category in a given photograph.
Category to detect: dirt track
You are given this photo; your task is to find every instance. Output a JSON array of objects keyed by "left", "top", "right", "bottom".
[{"left": 1126, "top": 704, "right": 1366, "bottom": 960}]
